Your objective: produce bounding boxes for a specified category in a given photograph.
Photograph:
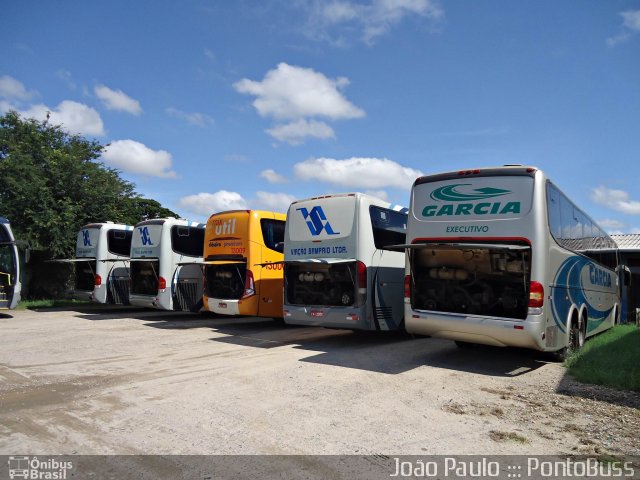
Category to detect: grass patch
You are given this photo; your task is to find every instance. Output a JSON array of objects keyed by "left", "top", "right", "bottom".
[
  {"left": 566, "top": 325, "right": 640, "bottom": 392},
  {"left": 489, "top": 430, "right": 529, "bottom": 444},
  {"left": 17, "top": 299, "right": 91, "bottom": 310}
]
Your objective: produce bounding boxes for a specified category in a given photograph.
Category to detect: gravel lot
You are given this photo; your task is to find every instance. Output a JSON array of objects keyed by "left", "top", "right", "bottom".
[{"left": 1, "top": 307, "right": 638, "bottom": 457}]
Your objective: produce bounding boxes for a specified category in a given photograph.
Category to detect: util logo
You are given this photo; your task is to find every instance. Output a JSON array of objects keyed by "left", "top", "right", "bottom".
[
  {"left": 214, "top": 218, "right": 236, "bottom": 235},
  {"left": 139, "top": 226, "right": 154, "bottom": 246},
  {"left": 82, "top": 230, "right": 92, "bottom": 247},
  {"left": 297, "top": 206, "right": 339, "bottom": 236}
]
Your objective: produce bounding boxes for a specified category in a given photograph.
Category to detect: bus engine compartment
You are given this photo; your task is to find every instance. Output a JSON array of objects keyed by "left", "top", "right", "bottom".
[{"left": 410, "top": 243, "right": 532, "bottom": 320}]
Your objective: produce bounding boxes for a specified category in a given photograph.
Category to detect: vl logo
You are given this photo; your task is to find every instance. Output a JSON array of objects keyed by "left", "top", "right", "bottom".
[
  {"left": 297, "top": 206, "right": 339, "bottom": 236},
  {"left": 430, "top": 184, "right": 511, "bottom": 202},
  {"left": 82, "top": 230, "right": 92, "bottom": 247},
  {"left": 139, "top": 226, "right": 154, "bottom": 246}
]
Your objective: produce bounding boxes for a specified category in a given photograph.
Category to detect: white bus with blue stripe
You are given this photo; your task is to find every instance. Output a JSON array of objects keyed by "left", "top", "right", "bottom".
[
  {"left": 402, "top": 166, "right": 620, "bottom": 355},
  {"left": 129, "top": 217, "right": 205, "bottom": 311},
  {"left": 283, "top": 193, "right": 408, "bottom": 331},
  {"left": 65, "top": 222, "right": 134, "bottom": 304},
  {"left": 0, "top": 217, "right": 23, "bottom": 310}
]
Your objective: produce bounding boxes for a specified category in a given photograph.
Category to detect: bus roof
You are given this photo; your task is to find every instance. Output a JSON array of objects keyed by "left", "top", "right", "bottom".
[{"left": 414, "top": 165, "right": 539, "bottom": 187}]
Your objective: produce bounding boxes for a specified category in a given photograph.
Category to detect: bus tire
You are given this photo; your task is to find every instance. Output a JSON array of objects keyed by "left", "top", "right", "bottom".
[{"left": 454, "top": 340, "right": 475, "bottom": 348}]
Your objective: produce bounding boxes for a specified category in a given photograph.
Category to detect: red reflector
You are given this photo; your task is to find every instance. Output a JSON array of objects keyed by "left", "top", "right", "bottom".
[
  {"left": 404, "top": 275, "right": 411, "bottom": 298},
  {"left": 528, "top": 281, "right": 544, "bottom": 308},
  {"left": 514, "top": 325, "right": 524, "bottom": 330},
  {"left": 158, "top": 277, "right": 167, "bottom": 290},
  {"left": 94, "top": 274, "right": 102, "bottom": 287}
]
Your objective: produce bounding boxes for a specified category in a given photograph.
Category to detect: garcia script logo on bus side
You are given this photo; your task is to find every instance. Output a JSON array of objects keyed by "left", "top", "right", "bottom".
[
  {"left": 422, "top": 184, "right": 521, "bottom": 217},
  {"left": 297, "top": 206, "right": 340, "bottom": 236}
]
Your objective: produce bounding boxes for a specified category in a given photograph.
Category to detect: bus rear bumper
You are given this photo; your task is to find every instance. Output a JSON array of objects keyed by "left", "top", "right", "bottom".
[
  {"left": 283, "top": 305, "right": 372, "bottom": 330},
  {"left": 205, "top": 297, "right": 241, "bottom": 316},
  {"left": 406, "top": 310, "right": 546, "bottom": 350}
]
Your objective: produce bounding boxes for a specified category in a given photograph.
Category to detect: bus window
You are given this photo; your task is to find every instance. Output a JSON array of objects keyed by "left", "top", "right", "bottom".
[
  {"left": 260, "top": 219, "right": 285, "bottom": 253},
  {"left": 107, "top": 229, "right": 133, "bottom": 256},
  {"left": 369, "top": 206, "right": 407, "bottom": 250},
  {"left": 171, "top": 226, "right": 205, "bottom": 256}
]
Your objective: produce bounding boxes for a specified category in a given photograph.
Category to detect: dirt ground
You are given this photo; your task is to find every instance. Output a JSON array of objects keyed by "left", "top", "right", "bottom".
[{"left": 0, "top": 306, "right": 638, "bottom": 457}]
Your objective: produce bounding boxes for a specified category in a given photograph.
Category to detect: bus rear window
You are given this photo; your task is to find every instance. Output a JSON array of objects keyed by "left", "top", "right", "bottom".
[
  {"left": 369, "top": 206, "right": 407, "bottom": 250},
  {"left": 171, "top": 226, "right": 204, "bottom": 257},
  {"left": 107, "top": 229, "right": 133, "bottom": 256}
]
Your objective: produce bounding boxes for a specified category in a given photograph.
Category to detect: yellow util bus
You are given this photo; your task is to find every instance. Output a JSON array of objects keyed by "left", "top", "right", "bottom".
[{"left": 203, "top": 210, "right": 286, "bottom": 318}]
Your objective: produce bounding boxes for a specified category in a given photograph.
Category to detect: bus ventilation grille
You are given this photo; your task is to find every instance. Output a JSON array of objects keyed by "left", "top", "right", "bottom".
[
  {"left": 375, "top": 307, "right": 394, "bottom": 323},
  {"left": 175, "top": 279, "right": 202, "bottom": 312},
  {"left": 109, "top": 278, "right": 130, "bottom": 305}
]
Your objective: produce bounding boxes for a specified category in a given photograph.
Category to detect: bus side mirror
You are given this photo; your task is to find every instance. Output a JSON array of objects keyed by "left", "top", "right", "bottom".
[{"left": 16, "top": 241, "right": 30, "bottom": 264}]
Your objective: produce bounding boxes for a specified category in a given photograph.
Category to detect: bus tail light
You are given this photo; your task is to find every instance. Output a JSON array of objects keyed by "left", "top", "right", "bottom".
[
  {"left": 94, "top": 274, "right": 102, "bottom": 287},
  {"left": 528, "top": 281, "right": 544, "bottom": 308},
  {"left": 404, "top": 275, "right": 411, "bottom": 299},
  {"left": 158, "top": 276, "right": 167, "bottom": 291},
  {"left": 356, "top": 261, "right": 367, "bottom": 305},
  {"left": 242, "top": 269, "right": 255, "bottom": 299}
]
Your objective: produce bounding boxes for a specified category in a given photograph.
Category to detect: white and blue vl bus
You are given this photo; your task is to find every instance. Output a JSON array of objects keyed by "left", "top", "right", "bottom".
[
  {"left": 283, "top": 193, "right": 408, "bottom": 331},
  {"left": 401, "top": 166, "right": 619, "bottom": 355},
  {"left": 0, "top": 217, "right": 23, "bottom": 310},
  {"left": 61, "top": 223, "right": 133, "bottom": 304},
  {"left": 129, "top": 217, "right": 205, "bottom": 311}
]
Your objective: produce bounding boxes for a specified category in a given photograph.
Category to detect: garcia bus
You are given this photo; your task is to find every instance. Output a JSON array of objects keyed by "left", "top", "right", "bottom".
[
  {"left": 59, "top": 223, "right": 133, "bottom": 304},
  {"left": 401, "top": 166, "right": 620, "bottom": 355},
  {"left": 283, "top": 193, "right": 407, "bottom": 331},
  {"left": 0, "top": 217, "right": 26, "bottom": 310},
  {"left": 203, "top": 210, "right": 286, "bottom": 318},
  {"left": 129, "top": 218, "right": 205, "bottom": 311}
]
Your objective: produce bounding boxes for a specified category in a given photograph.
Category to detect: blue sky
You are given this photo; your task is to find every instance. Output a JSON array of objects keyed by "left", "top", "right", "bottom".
[{"left": 1, "top": 1, "right": 639, "bottom": 232}]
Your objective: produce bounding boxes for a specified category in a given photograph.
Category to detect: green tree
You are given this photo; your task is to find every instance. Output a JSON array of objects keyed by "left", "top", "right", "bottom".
[{"left": 0, "top": 110, "right": 177, "bottom": 258}]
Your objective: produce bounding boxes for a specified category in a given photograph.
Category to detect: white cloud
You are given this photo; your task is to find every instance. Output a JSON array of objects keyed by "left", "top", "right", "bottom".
[
  {"left": 305, "top": 0, "right": 444, "bottom": 45},
  {"left": 260, "top": 169, "right": 288, "bottom": 184},
  {"left": 255, "top": 191, "right": 297, "bottom": 212},
  {"left": 233, "top": 63, "right": 364, "bottom": 121},
  {"left": 590, "top": 186, "right": 640, "bottom": 215},
  {"left": 178, "top": 191, "right": 248, "bottom": 215},
  {"left": 266, "top": 119, "right": 335, "bottom": 145},
  {"left": 57, "top": 69, "right": 76, "bottom": 90},
  {"left": 102, "top": 139, "right": 177, "bottom": 178},
  {"left": 166, "top": 107, "right": 214, "bottom": 127},
  {"left": 233, "top": 63, "right": 364, "bottom": 144},
  {"left": 0, "top": 75, "right": 37, "bottom": 100},
  {"left": 94, "top": 84, "right": 142, "bottom": 115},
  {"left": 16, "top": 100, "right": 105, "bottom": 136},
  {"left": 607, "top": 9, "right": 640, "bottom": 46},
  {"left": 294, "top": 157, "right": 422, "bottom": 189},
  {"left": 597, "top": 218, "right": 625, "bottom": 230}
]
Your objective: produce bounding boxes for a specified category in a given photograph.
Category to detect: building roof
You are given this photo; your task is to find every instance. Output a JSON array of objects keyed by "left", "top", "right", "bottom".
[{"left": 612, "top": 234, "right": 640, "bottom": 251}]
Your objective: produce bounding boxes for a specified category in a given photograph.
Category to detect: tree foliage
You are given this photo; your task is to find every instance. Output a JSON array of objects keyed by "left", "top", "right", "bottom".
[{"left": 0, "top": 111, "right": 178, "bottom": 258}]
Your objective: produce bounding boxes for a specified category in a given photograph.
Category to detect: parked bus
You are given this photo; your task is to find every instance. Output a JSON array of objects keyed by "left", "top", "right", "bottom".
[
  {"left": 129, "top": 218, "right": 205, "bottom": 311},
  {"left": 203, "top": 210, "right": 286, "bottom": 318},
  {"left": 401, "top": 166, "right": 619, "bottom": 355},
  {"left": 59, "top": 223, "right": 133, "bottom": 304},
  {"left": 283, "top": 193, "right": 408, "bottom": 331},
  {"left": 0, "top": 217, "right": 23, "bottom": 310}
]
